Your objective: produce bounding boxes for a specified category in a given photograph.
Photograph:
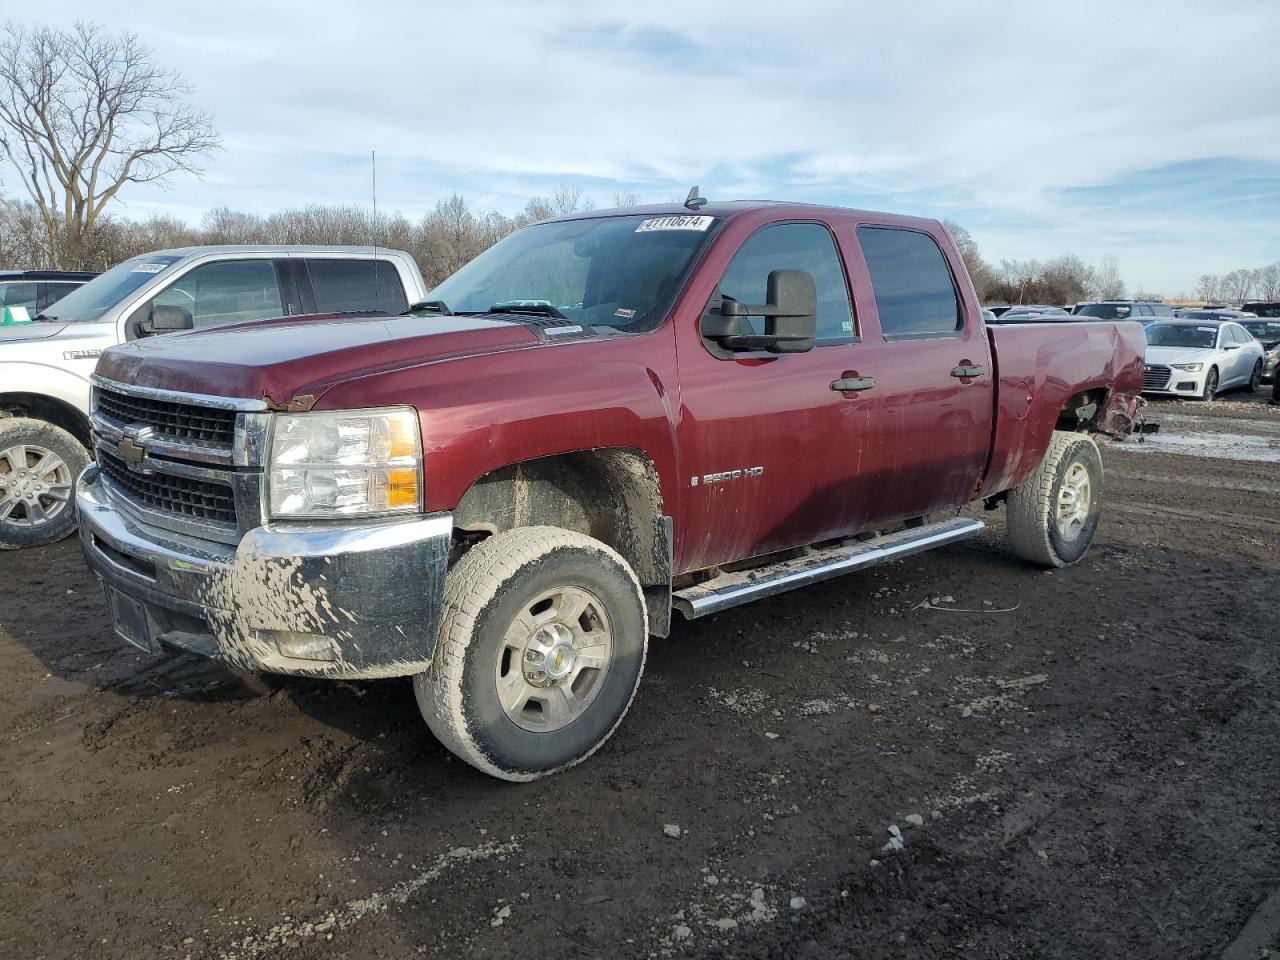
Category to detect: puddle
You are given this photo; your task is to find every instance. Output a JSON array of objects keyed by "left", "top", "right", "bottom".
[{"left": 1116, "top": 430, "right": 1280, "bottom": 463}]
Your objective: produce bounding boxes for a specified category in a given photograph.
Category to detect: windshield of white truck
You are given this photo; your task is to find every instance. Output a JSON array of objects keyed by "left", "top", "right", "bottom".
[
  {"left": 33, "top": 255, "right": 182, "bottom": 324},
  {"left": 423, "top": 214, "right": 718, "bottom": 333}
]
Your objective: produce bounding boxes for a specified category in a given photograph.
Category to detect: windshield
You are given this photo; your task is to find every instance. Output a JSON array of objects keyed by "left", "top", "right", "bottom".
[
  {"left": 1147, "top": 324, "right": 1218, "bottom": 349},
  {"left": 1077, "top": 303, "right": 1132, "bottom": 319},
  {"left": 1240, "top": 321, "right": 1280, "bottom": 342},
  {"left": 35, "top": 255, "right": 182, "bottom": 324},
  {"left": 425, "top": 215, "right": 717, "bottom": 332}
]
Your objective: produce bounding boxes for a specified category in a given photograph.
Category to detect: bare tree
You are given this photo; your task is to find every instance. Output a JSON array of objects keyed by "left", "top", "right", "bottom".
[
  {"left": 1256, "top": 263, "right": 1280, "bottom": 301},
  {"left": 1220, "top": 268, "right": 1253, "bottom": 303},
  {"left": 941, "top": 220, "right": 994, "bottom": 299},
  {"left": 0, "top": 22, "right": 219, "bottom": 268},
  {"left": 611, "top": 190, "right": 641, "bottom": 208},
  {"left": 1092, "top": 256, "right": 1126, "bottom": 300},
  {"left": 1195, "top": 274, "right": 1221, "bottom": 302}
]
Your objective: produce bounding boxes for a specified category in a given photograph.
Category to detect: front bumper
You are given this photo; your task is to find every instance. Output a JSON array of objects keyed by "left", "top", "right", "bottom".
[
  {"left": 1265, "top": 354, "right": 1278, "bottom": 380},
  {"left": 77, "top": 465, "right": 451, "bottom": 679},
  {"left": 1143, "top": 367, "right": 1207, "bottom": 397}
]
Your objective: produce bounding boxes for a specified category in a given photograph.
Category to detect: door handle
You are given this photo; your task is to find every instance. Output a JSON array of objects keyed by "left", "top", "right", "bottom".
[
  {"left": 831, "top": 376, "right": 875, "bottom": 392},
  {"left": 950, "top": 365, "right": 985, "bottom": 379}
]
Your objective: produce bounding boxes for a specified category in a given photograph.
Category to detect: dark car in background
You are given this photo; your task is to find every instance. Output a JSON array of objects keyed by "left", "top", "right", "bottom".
[
  {"left": 1241, "top": 301, "right": 1280, "bottom": 319},
  {"left": 1073, "top": 300, "right": 1175, "bottom": 320},
  {"left": 0, "top": 270, "right": 97, "bottom": 316},
  {"left": 1239, "top": 318, "right": 1280, "bottom": 380}
]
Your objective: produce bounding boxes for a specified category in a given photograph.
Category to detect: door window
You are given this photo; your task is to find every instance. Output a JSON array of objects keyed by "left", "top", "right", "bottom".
[
  {"left": 152, "top": 259, "right": 283, "bottom": 329},
  {"left": 1, "top": 281, "right": 39, "bottom": 309},
  {"left": 717, "top": 222, "right": 856, "bottom": 344},
  {"left": 306, "top": 258, "right": 409, "bottom": 314},
  {"left": 857, "top": 226, "right": 962, "bottom": 338},
  {"left": 40, "top": 282, "right": 82, "bottom": 309}
]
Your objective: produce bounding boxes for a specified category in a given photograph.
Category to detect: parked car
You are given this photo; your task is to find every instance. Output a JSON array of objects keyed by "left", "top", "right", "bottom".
[
  {"left": 74, "top": 200, "right": 1144, "bottom": 780},
  {"left": 1241, "top": 301, "right": 1280, "bottom": 319},
  {"left": 0, "top": 245, "right": 428, "bottom": 549},
  {"left": 1239, "top": 319, "right": 1280, "bottom": 380},
  {"left": 1142, "top": 318, "right": 1266, "bottom": 400},
  {"left": 986, "top": 305, "right": 1013, "bottom": 317},
  {"left": 1073, "top": 300, "right": 1175, "bottom": 320},
  {"left": 0, "top": 270, "right": 97, "bottom": 316},
  {"left": 990, "top": 305, "right": 1072, "bottom": 323}
]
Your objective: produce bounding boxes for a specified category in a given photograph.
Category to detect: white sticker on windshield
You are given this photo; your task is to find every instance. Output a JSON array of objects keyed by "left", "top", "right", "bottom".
[
  {"left": 1198, "top": 326, "right": 1217, "bottom": 332},
  {"left": 635, "top": 215, "right": 714, "bottom": 233},
  {"left": 131, "top": 262, "right": 168, "bottom": 273}
]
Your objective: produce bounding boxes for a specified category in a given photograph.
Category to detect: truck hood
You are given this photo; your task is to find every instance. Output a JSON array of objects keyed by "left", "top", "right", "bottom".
[
  {"left": 1145, "top": 345, "right": 1214, "bottom": 366},
  {"left": 0, "top": 321, "right": 68, "bottom": 342},
  {"left": 95, "top": 313, "right": 542, "bottom": 407}
]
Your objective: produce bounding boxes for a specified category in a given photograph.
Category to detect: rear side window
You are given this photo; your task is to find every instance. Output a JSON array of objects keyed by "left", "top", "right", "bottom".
[
  {"left": 40, "top": 282, "right": 82, "bottom": 309},
  {"left": 306, "top": 259, "right": 409, "bottom": 315},
  {"left": 857, "top": 226, "right": 962, "bottom": 338},
  {"left": 717, "top": 222, "right": 856, "bottom": 344}
]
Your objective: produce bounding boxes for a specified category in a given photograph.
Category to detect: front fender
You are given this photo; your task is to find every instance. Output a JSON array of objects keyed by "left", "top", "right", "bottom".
[{"left": 0, "top": 359, "right": 93, "bottom": 414}]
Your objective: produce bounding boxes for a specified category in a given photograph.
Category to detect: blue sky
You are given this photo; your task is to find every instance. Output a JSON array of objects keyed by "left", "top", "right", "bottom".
[{"left": 10, "top": 0, "right": 1280, "bottom": 295}]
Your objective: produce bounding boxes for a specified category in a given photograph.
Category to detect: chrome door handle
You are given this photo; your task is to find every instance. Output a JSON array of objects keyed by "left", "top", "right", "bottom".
[
  {"left": 831, "top": 377, "right": 876, "bottom": 392},
  {"left": 950, "top": 365, "right": 985, "bottom": 379}
]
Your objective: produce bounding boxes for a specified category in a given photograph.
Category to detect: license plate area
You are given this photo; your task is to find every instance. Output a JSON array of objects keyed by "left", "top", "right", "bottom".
[{"left": 106, "top": 586, "right": 160, "bottom": 655}]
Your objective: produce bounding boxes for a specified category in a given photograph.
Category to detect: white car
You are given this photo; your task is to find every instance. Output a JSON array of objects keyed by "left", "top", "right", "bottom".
[
  {"left": 1142, "top": 319, "right": 1267, "bottom": 401},
  {"left": 1, "top": 245, "right": 428, "bottom": 549}
]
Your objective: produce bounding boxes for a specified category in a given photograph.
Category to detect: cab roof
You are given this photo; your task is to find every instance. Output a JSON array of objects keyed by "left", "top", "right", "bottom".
[{"left": 549, "top": 200, "right": 942, "bottom": 231}]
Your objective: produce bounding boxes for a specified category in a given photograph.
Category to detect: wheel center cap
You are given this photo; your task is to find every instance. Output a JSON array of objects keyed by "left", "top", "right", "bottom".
[{"left": 545, "top": 642, "right": 575, "bottom": 681}]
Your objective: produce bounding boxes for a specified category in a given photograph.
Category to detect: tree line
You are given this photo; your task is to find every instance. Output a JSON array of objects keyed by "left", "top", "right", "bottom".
[{"left": 1195, "top": 265, "right": 1280, "bottom": 304}]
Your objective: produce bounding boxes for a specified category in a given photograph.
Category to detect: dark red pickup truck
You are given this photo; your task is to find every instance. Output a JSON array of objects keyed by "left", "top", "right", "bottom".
[{"left": 75, "top": 201, "right": 1144, "bottom": 780}]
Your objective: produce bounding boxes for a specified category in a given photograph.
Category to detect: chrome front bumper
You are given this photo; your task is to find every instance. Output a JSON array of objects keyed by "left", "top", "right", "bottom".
[{"left": 77, "top": 465, "right": 451, "bottom": 679}]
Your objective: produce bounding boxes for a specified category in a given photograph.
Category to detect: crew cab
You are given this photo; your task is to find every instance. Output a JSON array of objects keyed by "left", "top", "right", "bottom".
[
  {"left": 74, "top": 202, "right": 1144, "bottom": 780},
  {"left": 0, "top": 245, "right": 426, "bottom": 548}
]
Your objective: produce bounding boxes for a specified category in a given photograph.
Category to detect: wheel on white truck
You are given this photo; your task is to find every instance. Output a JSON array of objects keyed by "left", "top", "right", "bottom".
[
  {"left": 1006, "top": 430, "right": 1103, "bottom": 568},
  {"left": 0, "top": 418, "right": 90, "bottom": 550},
  {"left": 414, "top": 526, "right": 648, "bottom": 781}
]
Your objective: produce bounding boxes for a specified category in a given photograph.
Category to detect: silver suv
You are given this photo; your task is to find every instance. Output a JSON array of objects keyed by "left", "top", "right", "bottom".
[{"left": 0, "top": 245, "right": 427, "bottom": 549}]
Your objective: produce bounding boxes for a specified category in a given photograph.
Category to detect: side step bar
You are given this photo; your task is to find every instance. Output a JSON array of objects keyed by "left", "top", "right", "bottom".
[{"left": 672, "top": 517, "right": 985, "bottom": 620}]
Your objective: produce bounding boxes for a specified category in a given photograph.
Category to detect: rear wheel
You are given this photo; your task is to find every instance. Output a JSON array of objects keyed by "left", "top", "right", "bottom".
[
  {"left": 1201, "top": 368, "right": 1218, "bottom": 401},
  {"left": 415, "top": 526, "right": 648, "bottom": 781},
  {"left": 1247, "top": 360, "right": 1263, "bottom": 393},
  {"left": 0, "top": 418, "right": 90, "bottom": 550},
  {"left": 1006, "top": 430, "right": 1103, "bottom": 568}
]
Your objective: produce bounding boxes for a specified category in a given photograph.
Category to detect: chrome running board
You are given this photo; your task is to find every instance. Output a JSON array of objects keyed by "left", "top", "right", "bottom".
[{"left": 672, "top": 517, "right": 984, "bottom": 620}]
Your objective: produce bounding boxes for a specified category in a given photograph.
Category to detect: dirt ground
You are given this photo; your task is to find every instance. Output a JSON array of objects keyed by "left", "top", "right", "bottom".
[{"left": 1, "top": 393, "right": 1277, "bottom": 960}]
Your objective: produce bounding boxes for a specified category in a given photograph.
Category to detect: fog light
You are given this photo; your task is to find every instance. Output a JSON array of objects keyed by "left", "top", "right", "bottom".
[
  {"left": 1176, "top": 381, "right": 1196, "bottom": 391},
  {"left": 268, "top": 630, "right": 336, "bottom": 661}
]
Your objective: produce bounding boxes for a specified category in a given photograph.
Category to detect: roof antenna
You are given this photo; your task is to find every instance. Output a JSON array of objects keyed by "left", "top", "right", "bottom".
[
  {"left": 371, "top": 149, "right": 380, "bottom": 310},
  {"left": 684, "top": 185, "right": 707, "bottom": 211}
]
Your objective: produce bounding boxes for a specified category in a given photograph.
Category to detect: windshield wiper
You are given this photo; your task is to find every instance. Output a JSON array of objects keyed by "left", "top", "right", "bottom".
[
  {"left": 487, "top": 303, "right": 568, "bottom": 320},
  {"left": 31, "top": 313, "right": 59, "bottom": 322},
  {"left": 403, "top": 299, "right": 453, "bottom": 316}
]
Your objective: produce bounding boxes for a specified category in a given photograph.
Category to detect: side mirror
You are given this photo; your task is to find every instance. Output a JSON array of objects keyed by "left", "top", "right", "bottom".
[
  {"left": 701, "top": 269, "right": 817, "bottom": 354},
  {"left": 143, "top": 304, "right": 195, "bottom": 335}
]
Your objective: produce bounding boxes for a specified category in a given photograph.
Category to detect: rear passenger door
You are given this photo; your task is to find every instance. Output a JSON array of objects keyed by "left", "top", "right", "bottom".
[
  {"left": 838, "top": 224, "right": 995, "bottom": 525},
  {"left": 303, "top": 258, "right": 409, "bottom": 315}
]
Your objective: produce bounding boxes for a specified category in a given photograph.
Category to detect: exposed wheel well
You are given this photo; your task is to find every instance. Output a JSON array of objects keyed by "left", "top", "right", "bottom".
[
  {"left": 1055, "top": 388, "right": 1108, "bottom": 432},
  {"left": 0, "top": 393, "right": 92, "bottom": 451},
  {"left": 451, "top": 448, "right": 671, "bottom": 627}
]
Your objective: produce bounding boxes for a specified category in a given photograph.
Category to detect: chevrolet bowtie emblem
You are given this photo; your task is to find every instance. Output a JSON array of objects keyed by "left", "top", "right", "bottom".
[{"left": 118, "top": 425, "right": 153, "bottom": 471}]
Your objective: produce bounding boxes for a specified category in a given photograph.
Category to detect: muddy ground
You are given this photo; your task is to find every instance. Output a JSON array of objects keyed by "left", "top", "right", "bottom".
[{"left": 1, "top": 393, "right": 1277, "bottom": 960}]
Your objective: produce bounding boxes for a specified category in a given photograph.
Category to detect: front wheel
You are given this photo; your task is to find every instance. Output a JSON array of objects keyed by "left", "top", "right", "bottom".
[
  {"left": 1201, "top": 368, "right": 1219, "bottom": 401},
  {"left": 0, "top": 418, "right": 91, "bottom": 550},
  {"left": 415, "top": 526, "right": 648, "bottom": 781},
  {"left": 1006, "top": 430, "right": 1103, "bottom": 568},
  {"left": 1247, "top": 361, "right": 1263, "bottom": 393}
]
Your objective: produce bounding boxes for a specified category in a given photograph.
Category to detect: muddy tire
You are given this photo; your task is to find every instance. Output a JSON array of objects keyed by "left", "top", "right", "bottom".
[
  {"left": 414, "top": 526, "right": 648, "bottom": 781},
  {"left": 0, "top": 418, "right": 90, "bottom": 550},
  {"left": 1006, "top": 430, "right": 1103, "bottom": 568},
  {"left": 1247, "top": 361, "right": 1263, "bottom": 394}
]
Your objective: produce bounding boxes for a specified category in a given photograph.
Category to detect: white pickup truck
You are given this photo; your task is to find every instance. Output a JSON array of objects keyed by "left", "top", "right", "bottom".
[{"left": 0, "top": 245, "right": 427, "bottom": 548}]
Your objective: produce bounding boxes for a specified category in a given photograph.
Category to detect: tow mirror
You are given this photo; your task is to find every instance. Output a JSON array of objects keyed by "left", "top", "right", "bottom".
[
  {"left": 143, "top": 304, "right": 195, "bottom": 335},
  {"left": 701, "top": 269, "right": 817, "bottom": 354}
]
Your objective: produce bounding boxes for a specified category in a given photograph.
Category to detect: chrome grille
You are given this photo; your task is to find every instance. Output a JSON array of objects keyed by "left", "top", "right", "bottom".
[
  {"left": 1142, "top": 364, "right": 1171, "bottom": 391},
  {"left": 96, "top": 387, "right": 237, "bottom": 448},
  {"left": 98, "top": 450, "right": 237, "bottom": 526}
]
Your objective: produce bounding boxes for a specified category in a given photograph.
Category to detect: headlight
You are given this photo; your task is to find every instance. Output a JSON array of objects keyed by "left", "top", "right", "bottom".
[
  {"left": 1169, "top": 362, "right": 1203, "bottom": 372},
  {"left": 267, "top": 408, "right": 421, "bottom": 519}
]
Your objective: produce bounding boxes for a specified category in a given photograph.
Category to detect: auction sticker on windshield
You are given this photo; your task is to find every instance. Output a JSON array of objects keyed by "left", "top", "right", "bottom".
[
  {"left": 635, "top": 215, "right": 714, "bottom": 232},
  {"left": 131, "top": 262, "right": 169, "bottom": 273}
]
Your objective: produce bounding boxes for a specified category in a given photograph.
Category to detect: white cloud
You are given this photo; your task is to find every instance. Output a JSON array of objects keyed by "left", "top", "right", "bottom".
[{"left": 8, "top": 0, "right": 1280, "bottom": 291}]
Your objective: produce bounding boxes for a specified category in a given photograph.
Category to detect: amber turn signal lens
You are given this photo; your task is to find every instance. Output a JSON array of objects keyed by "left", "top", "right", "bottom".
[{"left": 385, "top": 468, "right": 419, "bottom": 508}]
